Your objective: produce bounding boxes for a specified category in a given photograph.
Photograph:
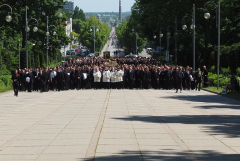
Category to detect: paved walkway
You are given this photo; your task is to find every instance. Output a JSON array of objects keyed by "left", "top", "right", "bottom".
[{"left": 0, "top": 89, "right": 240, "bottom": 161}]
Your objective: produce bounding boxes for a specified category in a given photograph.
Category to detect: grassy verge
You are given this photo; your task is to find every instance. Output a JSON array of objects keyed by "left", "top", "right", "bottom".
[
  {"left": 205, "top": 86, "right": 224, "bottom": 93},
  {"left": 0, "top": 85, "right": 13, "bottom": 93},
  {"left": 205, "top": 86, "right": 240, "bottom": 98}
]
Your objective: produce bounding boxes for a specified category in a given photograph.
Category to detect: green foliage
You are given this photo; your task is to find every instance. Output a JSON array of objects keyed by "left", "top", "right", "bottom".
[
  {"left": 73, "top": 7, "right": 86, "bottom": 22},
  {"left": 131, "top": 0, "right": 240, "bottom": 67},
  {"left": 72, "top": 45, "right": 77, "bottom": 49},
  {"left": 79, "top": 17, "right": 111, "bottom": 53},
  {"left": 236, "top": 67, "right": 240, "bottom": 76},
  {"left": 0, "top": 75, "right": 12, "bottom": 87},
  {"left": 116, "top": 18, "right": 147, "bottom": 53},
  {"left": 209, "top": 66, "right": 216, "bottom": 73},
  {"left": 221, "top": 67, "right": 231, "bottom": 76}
]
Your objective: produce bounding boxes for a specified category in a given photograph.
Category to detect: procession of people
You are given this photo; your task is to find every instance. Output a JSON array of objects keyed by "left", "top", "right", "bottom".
[{"left": 12, "top": 57, "right": 208, "bottom": 97}]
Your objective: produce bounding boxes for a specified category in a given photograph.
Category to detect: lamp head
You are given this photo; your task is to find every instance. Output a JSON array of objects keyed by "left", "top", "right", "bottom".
[
  {"left": 182, "top": 25, "right": 187, "bottom": 30},
  {"left": 53, "top": 31, "right": 57, "bottom": 35},
  {"left": 96, "top": 28, "right": 99, "bottom": 32},
  {"left": 26, "top": 27, "right": 30, "bottom": 32},
  {"left": 46, "top": 32, "right": 50, "bottom": 36},
  {"left": 160, "top": 34, "right": 163, "bottom": 37},
  {"left": 153, "top": 35, "right": 157, "bottom": 39},
  {"left": 204, "top": 12, "right": 210, "bottom": 19},
  {"left": 190, "top": 25, "right": 195, "bottom": 29},
  {"left": 33, "top": 26, "right": 38, "bottom": 32},
  {"left": 6, "top": 15, "right": 12, "bottom": 22}
]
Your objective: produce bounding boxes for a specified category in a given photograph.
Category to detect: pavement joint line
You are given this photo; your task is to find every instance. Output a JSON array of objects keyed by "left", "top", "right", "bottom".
[
  {"left": 0, "top": 91, "right": 80, "bottom": 151},
  {"left": 85, "top": 89, "right": 111, "bottom": 160},
  {"left": 137, "top": 91, "right": 199, "bottom": 161},
  {"left": 152, "top": 90, "right": 239, "bottom": 155},
  {"left": 0, "top": 91, "right": 52, "bottom": 119},
  {"left": 125, "top": 90, "right": 144, "bottom": 161},
  {"left": 34, "top": 91, "right": 97, "bottom": 161}
]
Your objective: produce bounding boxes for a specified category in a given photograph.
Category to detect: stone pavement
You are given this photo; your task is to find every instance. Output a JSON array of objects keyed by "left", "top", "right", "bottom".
[{"left": 0, "top": 89, "right": 240, "bottom": 161}]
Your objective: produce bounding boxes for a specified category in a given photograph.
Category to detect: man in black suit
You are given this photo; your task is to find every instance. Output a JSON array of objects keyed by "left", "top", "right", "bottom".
[
  {"left": 127, "top": 66, "right": 135, "bottom": 89},
  {"left": 195, "top": 68, "right": 202, "bottom": 91},
  {"left": 203, "top": 66, "right": 208, "bottom": 87},
  {"left": 175, "top": 67, "right": 182, "bottom": 93}
]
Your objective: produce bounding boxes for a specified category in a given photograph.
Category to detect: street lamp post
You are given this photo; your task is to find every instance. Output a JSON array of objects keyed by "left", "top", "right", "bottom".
[
  {"left": 46, "top": 22, "right": 57, "bottom": 67},
  {"left": 166, "top": 25, "right": 178, "bottom": 65},
  {"left": 90, "top": 22, "right": 99, "bottom": 54},
  {"left": 182, "top": 4, "right": 196, "bottom": 71},
  {"left": 18, "top": 39, "right": 21, "bottom": 69},
  {"left": 25, "top": 6, "right": 38, "bottom": 69},
  {"left": 132, "top": 28, "right": 138, "bottom": 55},
  {"left": 0, "top": 4, "right": 12, "bottom": 76},
  {"left": 154, "top": 28, "right": 164, "bottom": 58},
  {"left": 204, "top": 1, "right": 220, "bottom": 89}
]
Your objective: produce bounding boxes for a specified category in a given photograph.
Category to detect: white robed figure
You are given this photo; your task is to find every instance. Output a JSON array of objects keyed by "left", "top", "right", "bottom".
[
  {"left": 93, "top": 67, "right": 102, "bottom": 89},
  {"left": 103, "top": 67, "right": 111, "bottom": 89},
  {"left": 110, "top": 67, "right": 118, "bottom": 89}
]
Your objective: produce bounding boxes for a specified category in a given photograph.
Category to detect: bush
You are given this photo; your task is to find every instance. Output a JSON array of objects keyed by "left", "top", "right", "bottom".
[
  {"left": 236, "top": 67, "right": 240, "bottom": 76},
  {"left": 72, "top": 45, "right": 77, "bottom": 49},
  {"left": 221, "top": 67, "right": 231, "bottom": 76},
  {"left": 209, "top": 65, "right": 216, "bottom": 73}
]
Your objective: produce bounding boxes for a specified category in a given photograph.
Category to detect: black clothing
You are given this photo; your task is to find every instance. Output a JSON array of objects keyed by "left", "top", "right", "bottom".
[
  {"left": 12, "top": 74, "right": 21, "bottom": 96},
  {"left": 175, "top": 71, "right": 182, "bottom": 92},
  {"left": 127, "top": 70, "right": 135, "bottom": 89}
]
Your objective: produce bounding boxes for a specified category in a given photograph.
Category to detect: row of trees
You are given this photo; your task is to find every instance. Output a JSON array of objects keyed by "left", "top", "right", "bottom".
[
  {"left": 0, "top": 0, "right": 70, "bottom": 72},
  {"left": 64, "top": 7, "right": 111, "bottom": 53},
  {"left": 118, "top": 0, "right": 240, "bottom": 73}
]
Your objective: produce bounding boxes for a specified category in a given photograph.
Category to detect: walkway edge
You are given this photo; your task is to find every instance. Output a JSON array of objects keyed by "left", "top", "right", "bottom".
[{"left": 202, "top": 88, "right": 240, "bottom": 101}]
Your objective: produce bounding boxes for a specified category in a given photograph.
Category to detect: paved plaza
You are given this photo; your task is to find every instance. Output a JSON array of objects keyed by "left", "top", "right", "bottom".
[{"left": 0, "top": 89, "right": 240, "bottom": 161}]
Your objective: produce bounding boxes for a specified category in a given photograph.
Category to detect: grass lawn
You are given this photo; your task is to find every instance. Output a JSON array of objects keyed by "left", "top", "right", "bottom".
[
  {"left": 205, "top": 86, "right": 240, "bottom": 98},
  {"left": 205, "top": 86, "right": 224, "bottom": 93},
  {"left": 0, "top": 85, "right": 13, "bottom": 93}
]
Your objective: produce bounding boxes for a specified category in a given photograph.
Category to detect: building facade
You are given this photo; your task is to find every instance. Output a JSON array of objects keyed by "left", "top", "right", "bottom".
[{"left": 64, "top": 1, "right": 74, "bottom": 13}]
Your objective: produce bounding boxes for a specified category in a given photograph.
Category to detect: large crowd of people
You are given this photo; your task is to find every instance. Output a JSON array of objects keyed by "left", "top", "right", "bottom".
[{"left": 11, "top": 57, "right": 208, "bottom": 97}]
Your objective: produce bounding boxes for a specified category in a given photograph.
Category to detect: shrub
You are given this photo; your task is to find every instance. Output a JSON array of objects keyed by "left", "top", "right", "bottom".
[
  {"left": 221, "top": 67, "right": 231, "bottom": 76},
  {"left": 209, "top": 66, "right": 216, "bottom": 73},
  {"left": 236, "top": 67, "right": 240, "bottom": 76}
]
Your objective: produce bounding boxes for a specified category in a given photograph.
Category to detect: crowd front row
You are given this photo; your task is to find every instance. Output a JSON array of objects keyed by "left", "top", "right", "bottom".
[{"left": 11, "top": 57, "right": 208, "bottom": 97}]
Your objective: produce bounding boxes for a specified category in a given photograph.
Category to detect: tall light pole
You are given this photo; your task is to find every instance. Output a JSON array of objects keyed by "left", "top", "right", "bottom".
[
  {"left": 25, "top": 6, "right": 38, "bottom": 69},
  {"left": 182, "top": 4, "right": 196, "bottom": 71},
  {"left": 204, "top": 1, "right": 220, "bottom": 89},
  {"left": 154, "top": 28, "right": 164, "bottom": 58},
  {"left": 0, "top": 4, "right": 12, "bottom": 76},
  {"left": 132, "top": 28, "right": 138, "bottom": 55},
  {"left": 18, "top": 39, "right": 21, "bottom": 69},
  {"left": 167, "top": 25, "right": 178, "bottom": 65},
  {"left": 90, "top": 22, "right": 99, "bottom": 54},
  {"left": 46, "top": 23, "right": 57, "bottom": 67}
]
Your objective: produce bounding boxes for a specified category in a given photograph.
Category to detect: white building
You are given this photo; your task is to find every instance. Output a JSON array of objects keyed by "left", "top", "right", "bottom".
[
  {"left": 65, "top": 18, "right": 72, "bottom": 37},
  {"left": 64, "top": 1, "right": 74, "bottom": 13}
]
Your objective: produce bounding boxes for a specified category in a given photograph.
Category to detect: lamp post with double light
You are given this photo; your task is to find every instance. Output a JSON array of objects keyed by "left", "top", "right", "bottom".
[
  {"left": 25, "top": 15, "right": 38, "bottom": 69},
  {"left": 204, "top": 1, "right": 220, "bottom": 89},
  {"left": 153, "top": 28, "right": 164, "bottom": 58},
  {"left": 166, "top": 25, "right": 178, "bottom": 65},
  {"left": 182, "top": 4, "right": 196, "bottom": 71},
  {"left": 90, "top": 22, "right": 99, "bottom": 54},
  {"left": 46, "top": 25, "right": 57, "bottom": 67}
]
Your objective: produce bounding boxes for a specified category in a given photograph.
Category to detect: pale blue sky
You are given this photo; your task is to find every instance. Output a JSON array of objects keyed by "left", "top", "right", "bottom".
[{"left": 73, "top": 0, "right": 135, "bottom": 12}]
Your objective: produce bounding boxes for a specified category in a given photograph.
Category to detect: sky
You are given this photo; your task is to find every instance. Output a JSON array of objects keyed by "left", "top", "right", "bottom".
[{"left": 73, "top": 0, "right": 135, "bottom": 12}]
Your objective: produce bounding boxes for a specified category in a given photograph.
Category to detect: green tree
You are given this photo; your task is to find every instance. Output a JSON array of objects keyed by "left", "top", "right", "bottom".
[{"left": 79, "top": 17, "right": 110, "bottom": 53}]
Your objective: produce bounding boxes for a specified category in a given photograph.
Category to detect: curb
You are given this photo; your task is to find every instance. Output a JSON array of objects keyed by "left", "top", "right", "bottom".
[{"left": 202, "top": 88, "right": 240, "bottom": 102}]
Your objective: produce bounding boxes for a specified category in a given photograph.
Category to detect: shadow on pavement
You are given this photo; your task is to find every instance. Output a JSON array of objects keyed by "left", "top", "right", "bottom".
[
  {"left": 82, "top": 150, "right": 240, "bottom": 161},
  {"left": 114, "top": 115, "right": 240, "bottom": 137},
  {"left": 160, "top": 94, "right": 240, "bottom": 107}
]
